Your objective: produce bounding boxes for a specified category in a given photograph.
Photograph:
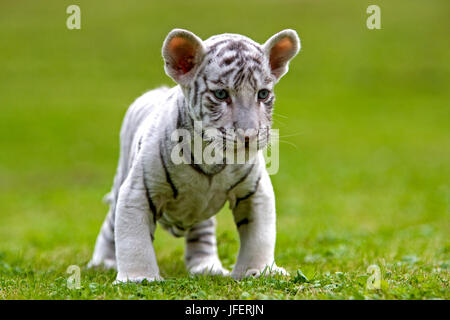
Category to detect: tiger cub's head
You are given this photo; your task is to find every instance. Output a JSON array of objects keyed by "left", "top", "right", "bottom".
[{"left": 162, "top": 29, "right": 300, "bottom": 151}]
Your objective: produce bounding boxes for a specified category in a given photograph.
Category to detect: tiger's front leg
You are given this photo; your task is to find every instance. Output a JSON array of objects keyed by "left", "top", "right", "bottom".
[
  {"left": 231, "top": 171, "right": 288, "bottom": 280},
  {"left": 185, "top": 217, "right": 229, "bottom": 276},
  {"left": 114, "top": 166, "right": 162, "bottom": 283}
]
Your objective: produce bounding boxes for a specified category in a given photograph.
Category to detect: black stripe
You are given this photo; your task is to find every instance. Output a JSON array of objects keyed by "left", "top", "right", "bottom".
[
  {"left": 160, "top": 143, "right": 178, "bottom": 199},
  {"left": 205, "top": 95, "right": 220, "bottom": 107},
  {"left": 233, "top": 67, "right": 245, "bottom": 88},
  {"left": 146, "top": 189, "right": 157, "bottom": 224},
  {"left": 174, "top": 223, "right": 186, "bottom": 231},
  {"left": 189, "top": 150, "right": 207, "bottom": 175},
  {"left": 236, "top": 57, "right": 246, "bottom": 67},
  {"left": 189, "top": 148, "right": 226, "bottom": 177},
  {"left": 147, "top": 192, "right": 157, "bottom": 216},
  {"left": 186, "top": 237, "right": 215, "bottom": 245},
  {"left": 176, "top": 104, "right": 182, "bottom": 129},
  {"left": 220, "top": 55, "right": 238, "bottom": 66},
  {"left": 248, "top": 71, "right": 258, "bottom": 91},
  {"left": 143, "top": 168, "right": 158, "bottom": 223},
  {"left": 190, "top": 219, "right": 215, "bottom": 231},
  {"left": 189, "top": 162, "right": 208, "bottom": 176},
  {"left": 188, "top": 229, "right": 215, "bottom": 237},
  {"left": 263, "top": 96, "right": 274, "bottom": 108},
  {"left": 251, "top": 64, "right": 263, "bottom": 73},
  {"left": 234, "top": 174, "right": 262, "bottom": 208},
  {"left": 234, "top": 72, "right": 246, "bottom": 89},
  {"left": 206, "top": 39, "right": 229, "bottom": 55},
  {"left": 176, "top": 97, "right": 191, "bottom": 130},
  {"left": 167, "top": 91, "right": 176, "bottom": 100},
  {"left": 228, "top": 164, "right": 255, "bottom": 191},
  {"left": 202, "top": 75, "right": 209, "bottom": 91},
  {"left": 137, "top": 136, "right": 143, "bottom": 152},
  {"left": 210, "top": 78, "right": 226, "bottom": 86},
  {"left": 204, "top": 104, "right": 218, "bottom": 112},
  {"left": 226, "top": 41, "right": 250, "bottom": 53},
  {"left": 219, "top": 68, "right": 235, "bottom": 79},
  {"left": 249, "top": 56, "right": 262, "bottom": 65},
  {"left": 236, "top": 218, "right": 250, "bottom": 228},
  {"left": 192, "top": 79, "right": 199, "bottom": 107},
  {"left": 233, "top": 66, "right": 244, "bottom": 81},
  {"left": 197, "top": 75, "right": 211, "bottom": 119}
]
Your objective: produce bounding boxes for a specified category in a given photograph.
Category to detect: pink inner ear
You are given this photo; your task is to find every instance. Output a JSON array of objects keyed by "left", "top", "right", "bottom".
[
  {"left": 168, "top": 37, "right": 196, "bottom": 74},
  {"left": 269, "top": 37, "right": 295, "bottom": 71}
]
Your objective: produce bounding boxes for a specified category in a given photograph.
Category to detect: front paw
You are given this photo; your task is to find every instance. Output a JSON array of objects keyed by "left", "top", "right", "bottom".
[
  {"left": 113, "top": 274, "right": 164, "bottom": 284},
  {"left": 231, "top": 265, "right": 289, "bottom": 280},
  {"left": 188, "top": 258, "right": 230, "bottom": 277}
]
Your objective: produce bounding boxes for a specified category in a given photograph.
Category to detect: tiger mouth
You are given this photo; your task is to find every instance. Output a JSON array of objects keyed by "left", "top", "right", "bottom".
[{"left": 204, "top": 127, "right": 270, "bottom": 148}]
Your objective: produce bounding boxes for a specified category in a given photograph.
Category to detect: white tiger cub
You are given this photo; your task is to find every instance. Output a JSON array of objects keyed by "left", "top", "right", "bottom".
[{"left": 88, "top": 29, "right": 301, "bottom": 282}]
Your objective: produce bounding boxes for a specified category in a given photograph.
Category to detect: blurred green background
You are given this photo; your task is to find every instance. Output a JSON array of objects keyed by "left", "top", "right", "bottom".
[{"left": 0, "top": 0, "right": 448, "bottom": 299}]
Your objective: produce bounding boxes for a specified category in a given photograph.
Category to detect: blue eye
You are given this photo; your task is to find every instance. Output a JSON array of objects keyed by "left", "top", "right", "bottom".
[
  {"left": 257, "top": 89, "right": 270, "bottom": 100},
  {"left": 213, "top": 89, "right": 229, "bottom": 100}
]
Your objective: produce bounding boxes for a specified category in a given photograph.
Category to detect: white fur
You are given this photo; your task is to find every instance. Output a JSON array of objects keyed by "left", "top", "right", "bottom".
[{"left": 89, "top": 29, "right": 300, "bottom": 282}]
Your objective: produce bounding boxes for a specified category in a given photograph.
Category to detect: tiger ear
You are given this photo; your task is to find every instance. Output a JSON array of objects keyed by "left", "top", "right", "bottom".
[
  {"left": 162, "top": 29, "right": 205, "bottom": 86},
  {"left": 263, "top": 29, "right": 300, "bottom": 81}
]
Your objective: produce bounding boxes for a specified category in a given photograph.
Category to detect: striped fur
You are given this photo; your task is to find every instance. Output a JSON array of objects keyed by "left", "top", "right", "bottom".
[{"left": 88, "top": 29, "right": 301, "bottom": 282}]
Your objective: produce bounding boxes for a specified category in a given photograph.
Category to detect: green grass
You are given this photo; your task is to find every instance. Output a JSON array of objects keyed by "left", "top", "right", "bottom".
[{"left": 0, "top": 0, "right": 449, "bottom": 299}]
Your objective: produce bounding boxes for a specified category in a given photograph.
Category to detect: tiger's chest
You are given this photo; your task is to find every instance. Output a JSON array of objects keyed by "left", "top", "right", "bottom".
[{"left": 154, "top": 163, "right": 253, "bottom": 235}]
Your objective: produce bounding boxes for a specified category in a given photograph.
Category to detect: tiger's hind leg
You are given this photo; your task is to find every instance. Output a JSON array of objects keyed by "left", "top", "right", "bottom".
[
  {"left": 88, "top": 207, "right": 117, "bottom": 270},
  {"left": 185, "top": 217, "right": 229, "bottom": 276}
]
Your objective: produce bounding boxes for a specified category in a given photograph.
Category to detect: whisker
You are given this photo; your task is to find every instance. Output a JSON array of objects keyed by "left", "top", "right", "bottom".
[
  {"left": 272, "top": 112, "right": 289, "bottom": 119},
  {"left": 272, "top": 118, "right": 287, "bottom": 127},
  {"left": 277, "top": 131, "right": 304, "bottom": 138},
  {"left": 277, "top": 139, "right": 300, "bottom": 150}
]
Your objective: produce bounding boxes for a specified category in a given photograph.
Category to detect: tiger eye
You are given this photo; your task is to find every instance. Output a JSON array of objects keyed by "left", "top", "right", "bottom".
[
  {"left": 257, "top": 89, "right": 270, "bottom": 100},
  {"left": 213, "top": 89, "right": 229, "bottom": 100}
]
